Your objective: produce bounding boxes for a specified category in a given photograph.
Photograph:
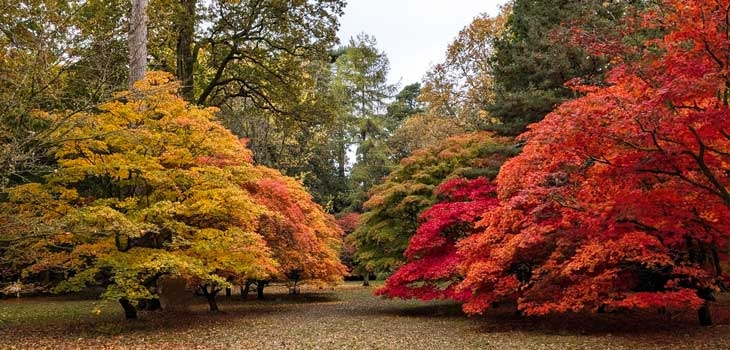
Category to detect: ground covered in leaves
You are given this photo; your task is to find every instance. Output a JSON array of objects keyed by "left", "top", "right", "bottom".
[{"left": 2, "top": 283, "right": 730, "bottom": 350}]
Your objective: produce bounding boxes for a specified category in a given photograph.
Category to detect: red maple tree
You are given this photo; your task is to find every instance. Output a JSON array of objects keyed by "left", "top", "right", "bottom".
[
  {"left": 457, "top": 0, "right": 730, "bottom": 325},
  {"left": 377, "top": 177, "right": 498, "bottom": 301}
]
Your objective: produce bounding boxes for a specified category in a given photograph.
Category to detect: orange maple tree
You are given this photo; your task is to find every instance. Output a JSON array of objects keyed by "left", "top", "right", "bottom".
[
  {"left": 457, "top": 0, "right": 730, "bottom": 326},
  {"left": 243, "top": 170, "right": 346, "bottom": 294}
]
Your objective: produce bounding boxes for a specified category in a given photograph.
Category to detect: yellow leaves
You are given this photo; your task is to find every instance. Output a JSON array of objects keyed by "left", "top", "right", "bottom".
[{"left": 1, "top": 72, "right": 347, "bottom": 303}]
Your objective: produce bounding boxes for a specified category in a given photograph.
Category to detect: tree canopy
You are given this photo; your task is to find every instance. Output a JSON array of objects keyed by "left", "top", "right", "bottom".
[
  {"left": 350, "top": 132, "right": 516, "bottom": 277},
  {"left": 457, "top": 0, "right": 730, "bottom": 326},
  {"left": 0, "top": 73, "right": 344, "bottom": 316}
]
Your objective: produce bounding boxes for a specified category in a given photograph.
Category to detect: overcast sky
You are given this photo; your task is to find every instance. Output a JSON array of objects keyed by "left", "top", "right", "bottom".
[{"left": 337, "top": 0, "right": 507, "bottom": 88}]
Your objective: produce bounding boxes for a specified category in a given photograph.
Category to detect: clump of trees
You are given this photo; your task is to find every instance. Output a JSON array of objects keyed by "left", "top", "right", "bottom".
[
  {"left": 350, "top": 132, "right": 517, "bottom": 283},
  {"left": 361, "top": 0, "right": 730, "bottom": 326}
]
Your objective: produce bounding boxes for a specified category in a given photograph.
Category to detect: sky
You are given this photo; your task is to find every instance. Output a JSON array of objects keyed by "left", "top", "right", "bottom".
[{"left": 337, "top": 0, "right": 507, "bottom": 88}]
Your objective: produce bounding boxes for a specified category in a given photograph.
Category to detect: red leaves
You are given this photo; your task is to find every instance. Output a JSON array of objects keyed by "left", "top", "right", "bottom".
[
  {"left": 377, "top": 177, "right": 498, "bottom": 301},
  {"left": 454, "top": 1, "right": 730, "bottom": 317}
]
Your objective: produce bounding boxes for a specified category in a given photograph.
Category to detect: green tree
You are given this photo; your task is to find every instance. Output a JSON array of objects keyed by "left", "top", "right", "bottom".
[
  {"left": 148, "top": 0, "right": 345, "bottom": 107},
  {"left": 148, "top": 0, "right": 347, "bottom": 209},
  {"left": 329, "top": 33, "right": 395, "bottom": 212},
  {"left": 487, "top": 0, "right": 630, "bottom": 135}
]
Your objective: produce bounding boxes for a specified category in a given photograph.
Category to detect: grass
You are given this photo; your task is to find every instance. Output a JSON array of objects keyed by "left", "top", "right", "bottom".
[{"left": 1, "top": 282, "right": 730, "bottom": 349}]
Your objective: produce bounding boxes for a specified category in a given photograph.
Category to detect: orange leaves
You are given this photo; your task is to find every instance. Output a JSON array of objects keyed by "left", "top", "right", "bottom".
[
  {"left": 245, "top": 172, "right": 346, "bottom": 285},
  {"left": 608, "top": 289, "right": 704, "bottom": 311}
]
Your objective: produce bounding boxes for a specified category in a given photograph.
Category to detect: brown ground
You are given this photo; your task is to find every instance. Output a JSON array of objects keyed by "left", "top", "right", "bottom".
[{"left": 1, "top": 283, "right": 729, "bottom": 350}]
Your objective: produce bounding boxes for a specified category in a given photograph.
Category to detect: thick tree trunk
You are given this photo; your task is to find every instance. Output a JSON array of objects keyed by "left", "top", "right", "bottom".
[
  {"left": 207, "top": 293, "right": 219, "bottom": 312},
  {"left": 128, "top": 0, "right": 149, "bottom": 88},
  {"left": 242, "top": 281, "right": 252, "bottom": 300},
  {"left": 201, "top": 285, "right": 220, "bottom": 312},
  {"left": 176, "top": 0, "right": 196, "bottom": 101},
  {"left": 362, "top": 273, "right": 370, "bottom": 287},
  {"left": 119, "top": 298, "right": 138, "bottom": 320},
  {"left": 256, "top": 281, "right": 266, "bottom": 300},
  {"left": 698, "top": 304, "right": 712, "bottom": 326},
  {"left": 225, "top": 287, "right": 232, "bottom": 299}
]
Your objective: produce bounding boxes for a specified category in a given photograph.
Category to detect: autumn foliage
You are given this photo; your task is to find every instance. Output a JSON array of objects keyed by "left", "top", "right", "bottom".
[
  {"left": 244, "top": 172, "right": 346, "bottom": 285},
  {"left": 456, "top": 0, "right": 730, "bottom": 321},
  {"left": 376, "top": 177, "right": 498, "bottom": 301},
  {"left": 0, "top": 72, "right": 344, "bottom": 313},
  {"left": 350, "top": 132, "right": 516, "bottom": 276}
]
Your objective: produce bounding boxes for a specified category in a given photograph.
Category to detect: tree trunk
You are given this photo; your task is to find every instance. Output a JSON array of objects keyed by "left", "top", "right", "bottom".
[
  {"left": 242, "top": 281, "right": 252, "bottom": 300},
  {"left": 119, "top": 298, "right": 138, "bottom": 320},
  {"left": 225, "top": 287, "right": 232, "bottom": 299},
  {"left": 697, "top": 288, "right": 715, "bottom": 326},
  {"left": 146, "top": 298, "right": 162, "bottom": 311},
  {"left": 201, "top": 285, "right": 220, "bottom": 312},
  {"left": 256, "top": 281, "right": 266, "bottom": 300},
  {"left": 698, "top": 303, "right": 713, "bottom": 326},
  {"left": 362, "top": 273, "right": 370, "bottom": 287},
  {"left": 176, "top": 0, "right": 196, "bottom": 101},
  {"left": 128, "top": 0, "right": 149, "bottom": 88},
  {"left": 206, "top": 293, "right": 219, "bottom": 312}
]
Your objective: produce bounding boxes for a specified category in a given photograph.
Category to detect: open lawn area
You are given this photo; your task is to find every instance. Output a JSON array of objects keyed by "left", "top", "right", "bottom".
[{"left": 1, "top": 283, "right": 730, "bottom": 350}]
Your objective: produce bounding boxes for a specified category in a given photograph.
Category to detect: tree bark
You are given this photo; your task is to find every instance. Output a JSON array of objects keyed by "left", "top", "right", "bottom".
[
  {"left": 128, "top": 0, "right": 149, "bottom": 88},
  {"left": 206, "top": 293, "right": 219, "bottom": 312},
  {"left": 256, "top": 281, "right": 266, "bottom": 300},
  {"left": 362, "top": 273, "right": 370, "bottom": 287},
  {"left": 119, "top": 298, "right": 138, "bottom": 320},
  {"left": 176, "top": 0, "right": 196, "bottom": 101},
  {"left": 225, "top": 287, "right": 232, "bottom": 299},
  {"left": 201, "top": 285, "right": 220, "bottom": 312},
  {"left": 697, "top": 288, "right": 715, "bottom": 326},
  {"left": 698, "top": 303, "right": 712, "bottom": 326},
  {"left": 242, "top": 281, "right": 253, "bottom": 300}
]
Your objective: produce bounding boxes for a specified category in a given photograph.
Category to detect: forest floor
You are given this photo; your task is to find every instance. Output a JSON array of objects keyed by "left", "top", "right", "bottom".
[{"left": 1, "top": 282, "right": 730, "bottom": 350}]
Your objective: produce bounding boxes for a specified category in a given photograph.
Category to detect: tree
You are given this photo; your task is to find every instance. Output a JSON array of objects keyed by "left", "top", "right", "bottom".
[
  {"left": 128, "top": 0, "right": 148, "bottom": 87},
  {"left": 331, "top": 33, "right": 396, "bottom": 212},
  {"left": 458, "top": 0, "right": 730, "bottom": 326},
  {"left": 0, "top": 73, "right": 344, "bottom": 317},
  {"left": 147, "top": 0, "right": 344, "bottom": 107},
  {"left": 384, "top": 83, "right": 423, "bottom": 131},
  {"left": 0, "top": 0, "right": 130, "bottom": 193},
  {"left": 376, "top": 177, "right": 498, "bottom": 301},
  {"left": 350, "top": 132, "right": 516, "bottom": 282},
  {"left": 336, "top": 212, "right": 361, "bottom": 274},
  {"left": 388, "top": 113, "right": 467, "bottom": 162},
  {"left": 217, "top": 57, "right": 348, "bottom": 211},
  {"left": 487, "top": 0, "right": 628, "bottom": 135},
  {"left": 243, "top": 170, "right": 347, "bottom": 296},
  {"left": 419, "top": 11, "right": 508, "bottom": 131}
]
